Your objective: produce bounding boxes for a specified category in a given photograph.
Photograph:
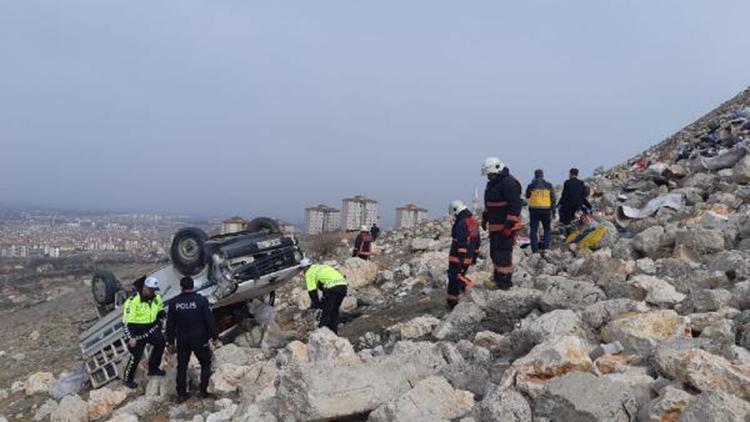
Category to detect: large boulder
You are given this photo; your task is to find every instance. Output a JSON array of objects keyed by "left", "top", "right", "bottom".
[
  {"left": 629, "top": 274, "right": 686, "bottom": 306},
  {"left": 679, "top": 390, "right": 750, "bottom": 422},
  {"left": 213, "top": 344, "right": 264, "bottom": 367},
  {"left": 637, "top": 385, "right": 694, "bottom": 422},
  {"left": 388, "top": 316, "right": 441, "bottom": 340},
  {"left": 579, "top": 298, "right": 650, "bottom": 330},
  {"left": 51, "top": 395, "right": 88, "bottom": 422},
  {"left": 341, "top": 257, "right": 379, "bottom": 289},
  {"left": 86, "top": 387, "right": 127, "bottom": 419},
  {"left": 209, "top": 363, "right": 254, "bottom": 394},
  {"left": 632, "top": 225, "right": 670, "bottom": 256},
  {"left": 465, "top": 287, "right": 541, "bottom": 332},
  {"left": 690, "top": 288, "right": 733, "bottom": 312},
  {"left": 601, "top": 310, "right": 691, "bottom": 355},
  {"left": 367, "top": 376, "right": 474, "bottom": 422},
  {"left": 510, "top": 309, "right": 588, "bottom": 355},
  {"left": 533, "top": 372, "right": 638, "bottom": 422},
  {"left": 674, "top": 349, "right": 750, "bottom": 401},
  {"left": 276, "top": 341, "right": 446, "bottom": 421},
  {"left": 540, "top": 279, "right": 606, "bottom": 312},
  {"left": 472, "top": 387, "right": 532, "bottom": 422},
  {"left": 306, "top": 328, "right": 360, "bottom": 364},
  {"left": 433, "top": 302, "right": 486, "bottom": 340},
  {"left": 500, "top": 336, "right": 592, "bottom": 398},
  {"left": 25, "top": 371, "right": 56, "bottom": 396},
  {"left": 674, "top": 228, "right": 725, "bottom": 254}
]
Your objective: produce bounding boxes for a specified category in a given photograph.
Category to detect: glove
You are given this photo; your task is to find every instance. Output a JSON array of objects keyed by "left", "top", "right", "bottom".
[{"left": 504, "top": 219, "right": 515, "bottom": 229}]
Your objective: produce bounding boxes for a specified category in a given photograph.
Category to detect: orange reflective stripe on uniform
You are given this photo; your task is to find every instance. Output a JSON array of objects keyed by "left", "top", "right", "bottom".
[
  {"left": 488, "top": 224, "right": 505, "bottom": 232},
  {"left": 494, "top": 265, "right": 514, "bottom": 274},
  {"left": 448, "top": 256, "right": 463, "bottom": 264},
  {"left": 456, "top": 247, "right": 468, "bottom": 253},
  {"left": 486, "top": 201, "right": 508, "bottom": 208},
  {"left": 463, "top": 258, "right": 473, "bottom": 265}
]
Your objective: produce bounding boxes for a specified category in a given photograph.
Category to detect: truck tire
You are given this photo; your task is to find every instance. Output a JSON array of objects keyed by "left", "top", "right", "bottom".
[
  {"left": 92, "top": 270, "right": 119, "bottom": 305},
  {"left": 246, "top": 217, "right": 281, "bottom": 234},
  {"left": 170, "top": 227, "right": 208, "bottom": 276}
]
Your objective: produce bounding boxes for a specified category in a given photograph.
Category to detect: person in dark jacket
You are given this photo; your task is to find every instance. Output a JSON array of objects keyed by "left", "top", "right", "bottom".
[
  {"left": 370, "top": 223, "right": 381, "bottom": 241},
  {"left": 166, "top": 277, "right": 220, "bottom": 402},
  {"left": 352, "top": 225, "right": 373, "bottom": 260},
  {"left": 526, "top": 169, "right": 556, "bottom": 254},
  {"left": 481, "top": 157, "right": 523, "bottom": 290},
  {"left": 446, "top": 200, "right": 481, "bottom": 309},
  {"left": 559, "top": 168, "right": 591, "bottom": 229}
]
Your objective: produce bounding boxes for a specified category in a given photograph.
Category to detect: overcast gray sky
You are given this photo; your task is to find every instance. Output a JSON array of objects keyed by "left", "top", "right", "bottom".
[{"left": 1, "top": 1, "right": 749, "bottom": 226}]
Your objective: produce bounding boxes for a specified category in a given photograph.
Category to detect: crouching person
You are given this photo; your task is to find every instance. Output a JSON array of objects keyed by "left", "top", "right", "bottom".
[
  {"left": 122, "top": 276, "right": 166, "bottom": 389},
  {"left": 447, "top": 200, "right": 481, "bottom": 310},
  {"left": 300, "top": 258, "right": 348, "bottom": 334}
]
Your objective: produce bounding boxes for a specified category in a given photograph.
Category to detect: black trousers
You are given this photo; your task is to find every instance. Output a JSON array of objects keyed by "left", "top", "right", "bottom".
[
  {"left": 489, "top": 231, "right": 515, "bottom": 290},
  {"left": 319, "top": 285, "right": 347, "bottom": 334},
  {"left": 559, "top": 204, "right": 579, "bottom": 226},
  {"left": 529, "top": 209, "right": 552, "bottom": 252},
  {"left": 447, "top": 262, "right": 472, "bottom": 309},
  {"left": 176, "top": 341, "right": 212, "bottom": 396},
  {"left": 123, "top": 331, "right": 165, "bottom": 383}
]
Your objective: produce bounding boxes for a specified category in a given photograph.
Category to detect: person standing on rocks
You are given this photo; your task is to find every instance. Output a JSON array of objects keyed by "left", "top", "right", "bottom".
[
  {"left": 121, "top": 276, "right": 166, "bottom": 389},
  {"left": 526, "top": 169, "right": 556, "bottom": 254},
  {"left": 559, "top": 168, "right": 591, "bottom": 231},
  {"left": 481, "top": 157, "right": 523, "bottom": 290},
  {"left": 446, "top": 200, "right": 481, "bottom": 309},
  {"left": 166, "top": 276, "right": 220, "bottom": 403},
  {"left": 352, "top": 225, "right": 373, "bottom": 260},
  {"left": 370, "top": 222, "right": 381, "bottom": 241},
  {"left": 301, "top": 258, "right": 348, "bottom": 333}
]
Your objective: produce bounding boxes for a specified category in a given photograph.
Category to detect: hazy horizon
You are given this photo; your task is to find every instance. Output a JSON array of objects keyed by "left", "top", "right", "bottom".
[{"left": 2, "top": 1, "right": 750, "bottom": 227}]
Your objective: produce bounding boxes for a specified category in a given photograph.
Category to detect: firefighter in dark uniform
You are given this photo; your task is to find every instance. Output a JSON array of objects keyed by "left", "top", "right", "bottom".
[
  {"left": 481, "top": 157, "right": 523, "bottom": 290},
  {"left": 166, "top": 277, "right": 220, "bottom": 402},
  {"left": 122, "top": 276, "right": 166, "bottom": 389},
  {"left": 446, "top": 200, "right": 481, "bottom": 310},
  {"left": 352, "top": 225, "right": 373, "bottom": 260}
]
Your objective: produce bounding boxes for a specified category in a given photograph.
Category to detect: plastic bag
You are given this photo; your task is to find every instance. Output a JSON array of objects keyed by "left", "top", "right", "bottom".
[{"left": 50, "top": 366, "right": 87, "bottom": 400}]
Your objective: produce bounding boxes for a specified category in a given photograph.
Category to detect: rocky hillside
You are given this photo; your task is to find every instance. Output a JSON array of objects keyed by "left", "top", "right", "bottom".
[{"left": 4, "top": 87, "right": 750, "bottom": 421}]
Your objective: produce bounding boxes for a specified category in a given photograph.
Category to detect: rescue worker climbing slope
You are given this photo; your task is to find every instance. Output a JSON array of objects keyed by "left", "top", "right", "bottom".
[
  {"left": 301, "top": 259, "right": 348, "bottom": 333},
  {"left": 481, "top": 157, "right": 523, "bottom": 290},
  {"left": 122, "top": 276, "right": 166, "bottom": 389},
  {"left": 352, "top": 225, "right": 373, "bottom": 260},
  {"left": 447, "top": 200, "right": 481, "bottom": 310}
]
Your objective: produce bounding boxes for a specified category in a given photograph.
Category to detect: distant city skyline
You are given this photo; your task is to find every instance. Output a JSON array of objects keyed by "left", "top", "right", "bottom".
[{"left": 2, "top": 1, "right": 750, "bottom": 227}]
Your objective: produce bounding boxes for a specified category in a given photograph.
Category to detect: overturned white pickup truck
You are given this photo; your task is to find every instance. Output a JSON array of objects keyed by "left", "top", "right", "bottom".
[{"left": 79, "top": 218, "right": 305, "bottom": 388}]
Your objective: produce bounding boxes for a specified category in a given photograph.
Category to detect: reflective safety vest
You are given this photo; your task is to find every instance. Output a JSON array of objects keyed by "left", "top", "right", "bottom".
[
  {"left": 122, "top": 293, "right": 164, "bottom": 325},
  {"left": 305, "top": 264, "right": 348, "bottom": 291},
  {"left": 528, "top": 188, "right": 553, "bottom": 208}
]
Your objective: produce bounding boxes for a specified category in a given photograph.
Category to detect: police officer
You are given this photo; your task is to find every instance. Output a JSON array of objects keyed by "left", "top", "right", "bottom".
[
  {"left": 559, "top": 168, "right": 591, "bottom": 231},
  {"left": 526, "top": 169, "right": 556, "bottom": 254},
  {"left": 481, "top": 157, "right": 523, "bottom": 290},
  {"left": 122, "top": 276, "right": 166, "bottom": 389},
  {"left": 300, "top": 259, "right": 348, "bottom": 333},
  {"left": 166, "top": 277, "right": 220, "bottom": 403},
  {"left": 446, "top": 200, "right": 481, "bottom": 310},
  {"left": 352, "top": 225, "right": 373, "bottom": 260}
]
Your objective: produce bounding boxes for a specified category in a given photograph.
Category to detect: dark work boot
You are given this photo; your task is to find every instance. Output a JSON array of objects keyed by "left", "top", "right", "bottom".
[
  {"left": 148, "top": 369, "right": 167, "bottom": 377},
  {"left": 123, "top": 380, "right": 138, "bottom": 389}
]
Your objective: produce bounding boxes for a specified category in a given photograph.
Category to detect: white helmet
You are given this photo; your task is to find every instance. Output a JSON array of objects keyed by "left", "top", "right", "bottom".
[
  {"left": 299, "top": 258, "right": 312, "bottom": 267},
  {"left": 449, "top": 200, "right": 468, "bottom": 216},
  {"left": 481, "top": 157, "right": 505, "bottom": 176},
  {"left": 360, "top": 225, "right": 369, "bottom": 232}
]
